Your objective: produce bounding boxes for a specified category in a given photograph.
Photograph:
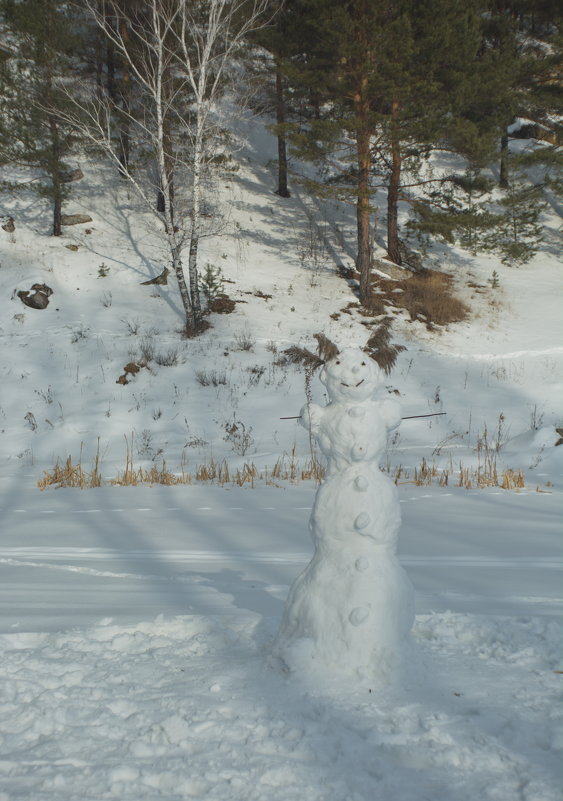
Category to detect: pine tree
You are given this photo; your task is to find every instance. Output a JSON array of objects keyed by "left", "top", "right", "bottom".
[
  {"left": 249, "top": 0, "right": 295, "bottom": 197},
  {"left": 486, "top": 168, "right": 546, "bottom": 266},
  {"left": 0, "top": 0, "right": 80, "bottom": 236},
  {"left": 279, "top": 0, "right": 490, "bottom": 303},
  {"left": 483, "top": 0, "right": 563, "bottom": 189}
]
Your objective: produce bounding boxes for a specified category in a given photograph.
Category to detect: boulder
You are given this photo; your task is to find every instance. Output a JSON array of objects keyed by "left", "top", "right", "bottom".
[
  {"left": 398, "top": 239, "right": 424, "bottom": 273},
  {"left": 17, "top": 283, "right": 53, "bottom": 310},
  {"left": 61, "top": 214, "right": 92, "bottom": 226}
]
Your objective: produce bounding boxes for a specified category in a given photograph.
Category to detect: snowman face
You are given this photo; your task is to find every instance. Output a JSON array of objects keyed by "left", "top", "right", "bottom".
[{"left": 321, "top": 348, "right": 383, "bottom": 402}]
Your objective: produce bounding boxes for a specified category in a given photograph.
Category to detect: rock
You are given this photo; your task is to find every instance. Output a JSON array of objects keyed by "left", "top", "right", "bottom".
[
  {"left": 398, "top": 239, "right": 424, "bottom": 273},
  {"left": 59, "top": 168, "right": 84, "bottom": 183},
  {"left": 61, "top": 214, "right": 92, "bottom": 226},
  {"left": 65, "top": 244, "right": 79, "bottom": 251},
  {"left": 508, "top": 120, "right": 558, "bottom": 145},
  {"left": 17, "top": 283, "right": 53, "bottom": 310},
  {"left": 123, "top": 362, "right": 141, "bottom": 375},
  {"left": 2, "top": 217, "right": 15, "bottom": 233}
]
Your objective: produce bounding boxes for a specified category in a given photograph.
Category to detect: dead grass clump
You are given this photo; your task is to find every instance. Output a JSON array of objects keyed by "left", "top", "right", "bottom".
[
  {"left": 361, "top": 294, "right": 386, "bottom": 315},
  {"left": 268, "top": 449, "right": 325, "bottom": 485},
  {"left": 375, "top": 270, "right": 469, "bottom": 328},
  {"left": 111, "top": 438, "right": 192, "bottom": 486},
  {"left": 111, "top": 462, "right": 192, "bottom": 487},
  {"left": 180, "top": 319, "right": 212, "bottom": 339},
  {"left": 38, "top": 442, "right": 104, "bottom": 490},
  {"left": 38, "top": 456, "right": 90, "bottom": 490},
  {"left": 208, "top": 294, "right": 236, "bottom": 314},
  {"left": 501, "top": 469, "right": 526, "bottom": 490}
]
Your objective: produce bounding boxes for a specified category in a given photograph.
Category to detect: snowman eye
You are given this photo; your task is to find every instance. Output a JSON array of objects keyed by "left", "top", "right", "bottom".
[{"left": 335, "top": 360, "right": 340, "bottom": 365}]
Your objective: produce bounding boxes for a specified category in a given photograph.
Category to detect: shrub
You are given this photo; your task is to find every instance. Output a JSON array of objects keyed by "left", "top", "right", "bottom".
[
  {"left": 154, "top": 347, "right": 180, "bottom": 367},
  {"left": 195, "top": 369, "right": 227, "bottom": 387}
]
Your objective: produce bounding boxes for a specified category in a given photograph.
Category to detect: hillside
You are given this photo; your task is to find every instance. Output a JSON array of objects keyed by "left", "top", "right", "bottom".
[
  {"left": 0, "top": 113, "right": 562, "bottom": 801},
  {"left": 1, "top": 113, "right": 562, "bottom": 485}
]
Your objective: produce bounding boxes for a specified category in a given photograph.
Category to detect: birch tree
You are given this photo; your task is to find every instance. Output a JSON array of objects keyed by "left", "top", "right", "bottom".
[{"left": 71, "top": 0, "right": 270, "bottom": 334}]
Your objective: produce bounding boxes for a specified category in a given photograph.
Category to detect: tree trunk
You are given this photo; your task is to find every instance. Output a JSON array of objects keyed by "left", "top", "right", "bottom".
[
  {"left": 53, "top": 192, "right": 62, "bottom": 237},
  {"left": 275, "top": 56, "right": 290, "bottom": 198},
  {"left": 153, "top": 24, "right": 191, "bottom": 331},
  {"left": 106, "top": 32, "right": 117, "bottom": 104},
  {"left": 157, "top": 74, "right": 175, "bottom": 216},
  {"left": 188, "top": 118, "right": 204, "bottom": 331},
  {"left": 354, "top": 90, "right": 372, "bottom": 305},
  {"left": 386, "top": 99, "right": 402, "bottom": 265},
  {"left": 94, "top": 2, "right": 104, "bottom": 101},
  {"left": 172, "top": 244, "right": 194, "bottom": 331},
  {"left": 48, "top": 113, "right": 63, "bottom": 237},
  {"left": 499, "top": 132, "right": 509, "bottom": 188},
  {"left": 118, "top": 16, "right": 130, "bottom": 178}
]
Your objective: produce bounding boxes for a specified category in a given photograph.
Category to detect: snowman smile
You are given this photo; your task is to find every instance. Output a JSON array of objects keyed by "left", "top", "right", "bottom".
[{"left": 341, "top": 379, "right": 365, "bottom": 388}]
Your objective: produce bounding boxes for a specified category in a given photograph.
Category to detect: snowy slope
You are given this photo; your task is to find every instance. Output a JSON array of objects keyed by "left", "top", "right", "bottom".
[{"left": 0, "top": 114, "right": 562, "bottom": 800}]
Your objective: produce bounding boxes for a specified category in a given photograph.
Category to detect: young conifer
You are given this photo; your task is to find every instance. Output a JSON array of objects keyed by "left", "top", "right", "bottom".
[{"left": 0, "top": 0, "right": 81, "bottom": 235}]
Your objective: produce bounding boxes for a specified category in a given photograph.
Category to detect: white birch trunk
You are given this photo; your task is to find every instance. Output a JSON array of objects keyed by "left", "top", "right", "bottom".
[{"left": 60, "top": 0, "right": 272, "bottom": 335}]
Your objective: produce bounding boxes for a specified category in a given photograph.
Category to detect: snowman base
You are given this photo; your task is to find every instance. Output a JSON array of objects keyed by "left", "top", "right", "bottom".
[{"left": 273, "top": 522, "right": 414, "bottom": 681}]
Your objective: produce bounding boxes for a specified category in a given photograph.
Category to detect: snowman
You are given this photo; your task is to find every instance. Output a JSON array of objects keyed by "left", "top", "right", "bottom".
[{"left": 273, "top": 341, "right": 414, "bottom": 681}]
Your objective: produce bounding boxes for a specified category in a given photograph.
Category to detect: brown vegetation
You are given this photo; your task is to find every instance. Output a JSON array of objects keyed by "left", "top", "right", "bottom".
[
  {"left": 371, "top": 269, "right": 469, "bottom": 329},
  {"left": 207, "top": 294, "right": 236, "bottom": 314}
]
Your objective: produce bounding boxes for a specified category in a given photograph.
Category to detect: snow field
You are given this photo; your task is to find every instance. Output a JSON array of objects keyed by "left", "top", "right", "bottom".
[{"left": 1, "top": 612, "right": 561, "bottom": 801}]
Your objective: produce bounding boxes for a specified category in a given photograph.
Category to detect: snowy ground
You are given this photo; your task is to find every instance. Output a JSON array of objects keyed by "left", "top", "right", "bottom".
[
  {"left": 1, "top": 111, "right": 562, "bottom": 799},
  {"left": 1, "top": 480, "right": 561, "bottom": 800}
]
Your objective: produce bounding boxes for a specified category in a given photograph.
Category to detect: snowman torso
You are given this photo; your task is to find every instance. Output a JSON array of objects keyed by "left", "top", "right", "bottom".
[{"left": 313, "top": 399, "right": 391, "bottom": 475}]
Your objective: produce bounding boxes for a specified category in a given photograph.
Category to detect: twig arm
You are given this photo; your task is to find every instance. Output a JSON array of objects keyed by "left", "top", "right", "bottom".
[{"left": 280, "top": 412, "right": 447, "bottom": 420}]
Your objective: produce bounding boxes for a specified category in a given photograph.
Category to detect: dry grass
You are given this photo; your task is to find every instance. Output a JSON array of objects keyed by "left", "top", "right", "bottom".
[
  {"left": 39, "top": 447, "right": 525, "bottom": 493},
  {"left": 373, "top": 269, "right": 469, "bottom": 329},
  {"left": 207, "top": 294, "right": 236, "bottom": 314},
  {"left": 386, "top": 451, "right": 526, "bottom": 491},
  {"left": 38, "top": 442, "right": 326, "bottom": 490}
]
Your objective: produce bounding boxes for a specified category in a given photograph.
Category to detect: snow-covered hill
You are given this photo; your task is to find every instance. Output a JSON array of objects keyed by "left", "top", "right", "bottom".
[{"left": 0, "top": 116, "right": 561, "bottom": 801}]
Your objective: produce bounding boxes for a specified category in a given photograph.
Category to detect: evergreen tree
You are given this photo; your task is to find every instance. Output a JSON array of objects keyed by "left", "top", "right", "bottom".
[
  {"left": 486, "top": 165, "right": 546, "bottom": 266},
  {"left": 483, "top": 0, "right": 562, "bottom": 188},
  {"left": 0, "top": 0, "right": 80, "bottom": 236},
  {"left": 407, "top": 0, "right": 561, "bottom": 265},
  {"left": 280, "top": 0, "right": 489, "bottom": 302},
  {"left": 249, "top": 0, "right": 296, "bottom": 197}
]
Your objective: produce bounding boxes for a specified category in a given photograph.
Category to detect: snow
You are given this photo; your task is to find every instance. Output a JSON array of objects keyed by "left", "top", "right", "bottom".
[
  {"left": 1, "top": 106, "right": 562, "bottom": 799},
  {"left": 0, "top": 482, "right": 561, "bottom": 800},
  {"left": 274, "top": 348, "right": 414, "bottom": 680}
]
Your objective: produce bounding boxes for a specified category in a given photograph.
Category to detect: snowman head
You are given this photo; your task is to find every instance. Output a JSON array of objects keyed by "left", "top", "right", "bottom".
[{"left": 320, "top": 347, "right": 384, "bottom": 403}]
